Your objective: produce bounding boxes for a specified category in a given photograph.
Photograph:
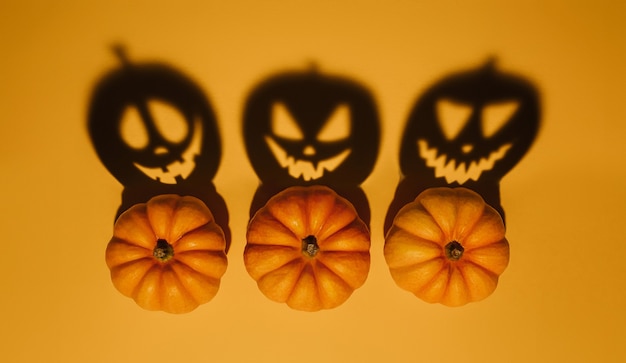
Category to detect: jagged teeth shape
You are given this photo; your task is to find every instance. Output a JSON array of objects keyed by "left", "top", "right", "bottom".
[
  {"left": 417, "top": 139, "right": 511, "bottom": 184},
  {"left": 133, "top": 118, "right": 203, "bottom": 185},
  {"left": 266, "top": 136, "right": 351, "bottom": 181}
]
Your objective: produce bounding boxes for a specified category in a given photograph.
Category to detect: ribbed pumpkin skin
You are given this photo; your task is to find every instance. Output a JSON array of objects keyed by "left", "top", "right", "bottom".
[
  {"left": 244, "top": 186, "right": 370, "bottom": 312},
  {"left": 384, "top": 187, "right": 509, "bottom": 307},
  {"left": 105, "top": 194, "right": 227, "bottom": 314}
]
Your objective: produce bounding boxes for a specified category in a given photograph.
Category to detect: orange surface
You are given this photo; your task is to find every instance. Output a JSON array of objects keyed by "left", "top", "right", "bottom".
[{"left": 1, "top": 1, "right": 625, "bottom": 362}]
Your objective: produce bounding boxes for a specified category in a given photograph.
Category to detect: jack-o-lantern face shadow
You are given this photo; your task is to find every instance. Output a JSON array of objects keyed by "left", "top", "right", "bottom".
[
  {"left": 384, "top": 60, "right": 541, "bottom": 235},
  {"left": 87, "top": 48, "right": 230, "bottom": 250},
  {"left": 243, "top": 68, "right": 380, "bottom": 226}
]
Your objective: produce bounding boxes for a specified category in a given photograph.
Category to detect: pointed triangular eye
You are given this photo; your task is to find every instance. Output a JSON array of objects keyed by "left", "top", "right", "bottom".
[
  {"left": 317, "top": 104, "right": 351, "bottom": 142},
  {"left": 481, "top": 100, "right": 519, "bottom": 137},
  {"left": 149, "top": 99, "right": 189, "bottom": 143},
  {"left": 436, "top": 98, "right": 473, "bottom": 140},
  {"left": 120, "top": 105, "right": 149, "bottom": 149},
  {"left": 272, "top": 102, "right": 304, "bottom": 140}
]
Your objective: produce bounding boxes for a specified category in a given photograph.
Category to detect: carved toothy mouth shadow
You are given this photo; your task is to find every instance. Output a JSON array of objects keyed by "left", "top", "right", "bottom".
[
  {"left": 133, "top": 118, "right": 203, "bottom": 184},
  {"left": 418, "top": 139, "right": 511, "bottom": 184},
  {"left": 265, "top": 136, "right": 351, "bottom": 181}
]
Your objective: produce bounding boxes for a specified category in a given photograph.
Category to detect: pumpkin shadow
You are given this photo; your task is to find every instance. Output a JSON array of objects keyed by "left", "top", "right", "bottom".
[
  {"left": 384, "top": 59, "right": 541, "bottom": 235},
  {"left": 242, "top": 67, "right": 381, "bottom": 227},
  {"left": 87, "top": 48, "right": 231, "bottom": 251}
]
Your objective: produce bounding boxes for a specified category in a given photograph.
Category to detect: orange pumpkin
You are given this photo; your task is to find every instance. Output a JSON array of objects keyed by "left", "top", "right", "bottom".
[
  {"left": 105, "top": 194, "right": 227, "bottom": 314},
  {"left": 384, "top": 187, "right": 509, "bottom": 306},
  {"left": 244, "top": 185, "right": 370, "bottom": 311}
]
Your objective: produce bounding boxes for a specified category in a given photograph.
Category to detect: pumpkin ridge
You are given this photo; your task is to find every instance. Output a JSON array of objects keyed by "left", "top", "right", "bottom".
[
  {"left": 457, "top": 260, "right": 500, "bottom": 303},
  {"left": 302, "top": 192, "right": 314, "bottom": 238},
  {"left": 390, "top": 256, "right": 447, "bottom": 292},
  {"left": 310, "top": 264, "right": 323, "bottom": 308},
  {"left": 247, "top": 241, "right": 299, "bottom": 249},
  {"left": 172, "top": 197, "right": 215, "bottom": 235},
  {"left": 169, "top": 221, "right": 211, "bottom": 247},
  {"left": 262, "top": 208, "right": 302, "bottom": 244},
  {"left": 286, "top": 260, "right": 309, "bottom": 304},
  {"left": 255, "top": 258, "right": 305, "bottom": 303},
  {"left": 415, "top": 258, "right": 449, "bottom": 296},
  {"left": 385, "top": 226, "right": 443, "bottom": 257},
  {"left": 316, "top": 216, "right": 362, "bottom": 247},
  {"left": 110, "top": 256, "right": 155, "bottom": 271},
  {"left": 110, "top": 238, "right": 153, "bottom": 251},
  {"left": 174, "top": 196, "right": 212, "bottom": 217},
  {"left": 106, "top": 239, "right": 153, "bottom": 268},
  {"left": 389, "top": 254, "right": 441, "bottom": 275},
  {"left": 461, "top": 207, "right": 506, "bottom": 249},
  {"left": 167, "top": 262, "right": 200, "bottom": 305},
  {"left": 171, "top": 260, "right": 222, "bottom": 286},
  {"left": 171, "top": 261, "right": 222, "bottom": 305},
  {"left": 394, "top": 202, "right": 446, "bottom": 244},
  {"left": 387, "top": 225, "right": 422, "bottom": 246},
  {"left": 174, "top": 250, "right": 228, "bottom": 279},
  {"left": 315, "top": 256, "right": 363, "bottom": 290},
  {"left": 110, "top": 258, "right": 154, "bottom": 298},
  {"left": 172, "top": 251, "right": 209, "bottom": 273},
  {"left": 247, "top": 212, "right": 301, "bottom": 248},
  {"left": 306, "top": 193, "right": 345, "bottom": 239},
  {"left": 176, "top": 248, "right": 229, "bottom": 257},
  {"left": 463, "top": 257, "right": 503, "bottom": 277},
  {"left": 245, "top": 243, "right": 299, "bottom": 254},
  {"left": 418, "top": 198, "right": 456, "bottom": 243},
  {"left": 131, "top": 264, "right": 162, "bottom": 303},
  {"left": 110, "top": 233, "right": 157, "bottom": 251},
  {"left": 441, "top": 263, "right": 467, "bottom": 305},
  {"left": 246, "top": 250, "right": 300, "bottom": 282},
  {"left": 460, "top": 239, "right": 509, "bottom": 275},
  {"left": 146, "top": 196, "right": 177, "bottom": 240},
  {"left": 161, "top": 264, "right": 200, "bottom": 313},
  {"left": 453, "top": 195, "right": 487, "bottom": 242}
]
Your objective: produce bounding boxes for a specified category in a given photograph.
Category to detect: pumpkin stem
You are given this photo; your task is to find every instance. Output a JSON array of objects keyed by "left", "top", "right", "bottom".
[
  {"left": 112, "top": 44, "right": 132, "bottom": 67},
  {"left": 153, "top": 239, "right": 174, "bottom": 262},
  {"left": 445, "top": 241, "right": 464, "bottom": 261},
  {"left": 302, "top": 235, "right": 319, "bottom": 258}
]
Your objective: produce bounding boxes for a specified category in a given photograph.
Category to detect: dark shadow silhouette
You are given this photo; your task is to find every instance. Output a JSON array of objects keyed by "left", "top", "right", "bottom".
[
  {"left": 385, "top": 59, "right": 541, "bottom": 235},
  {"left": 87, "top": 47, "right": 230, "bottom": 251},
  {"left": 243, "top": 67, "right": 380, "bottom": 227}
]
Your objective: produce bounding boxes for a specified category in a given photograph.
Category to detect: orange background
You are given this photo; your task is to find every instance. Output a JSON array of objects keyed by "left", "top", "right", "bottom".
[{"left": 1, "top": 1, "right": 625, "bottom": 362}]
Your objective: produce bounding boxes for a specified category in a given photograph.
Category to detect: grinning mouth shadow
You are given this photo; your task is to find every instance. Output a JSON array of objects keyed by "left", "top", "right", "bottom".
[
  {"left": 265, "top": 136, "right": 351, "bottom": 181},
  {"left": 134, "top": 118, "right": 203, "bottom": 184},
  {"left": 418, "top": 139, "right": 511, "bottom": 185}
]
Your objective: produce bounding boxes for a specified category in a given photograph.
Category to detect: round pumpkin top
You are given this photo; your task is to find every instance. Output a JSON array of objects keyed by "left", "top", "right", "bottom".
[
  {"left": 105, "top": 194, "right": 227, "bottom": 314},
  {"left": 244, "top": 185, "right": 370, "bottom": 311},
  {"left": 384, "top": 187, "right": 509, "bottom": 306}
]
